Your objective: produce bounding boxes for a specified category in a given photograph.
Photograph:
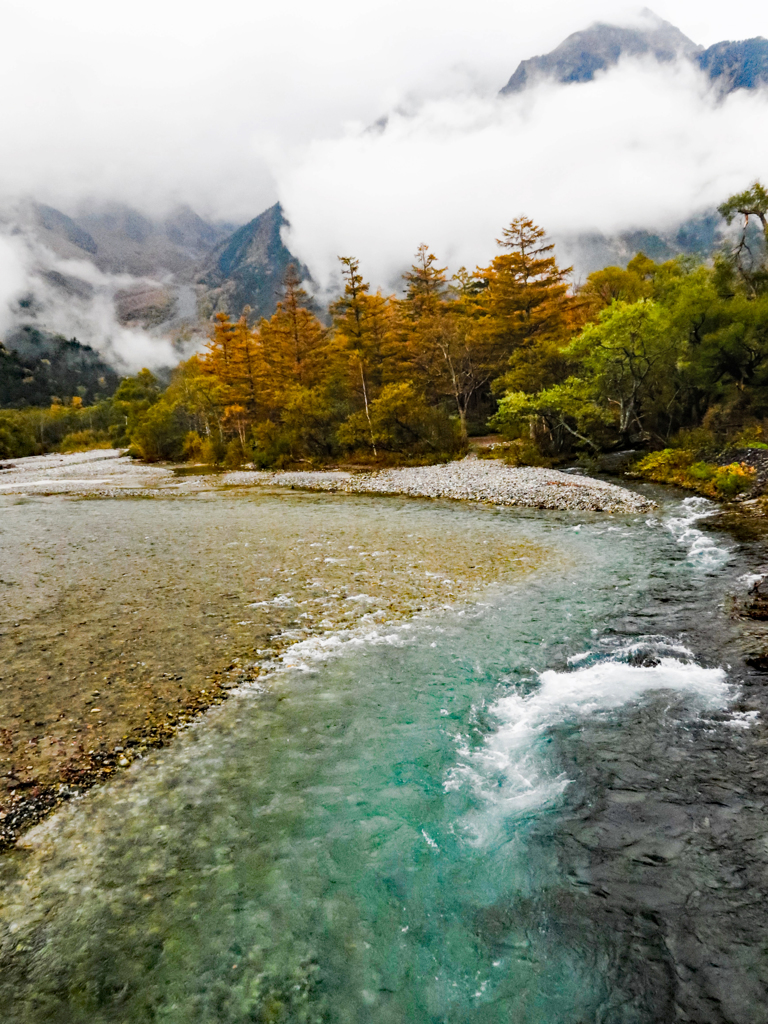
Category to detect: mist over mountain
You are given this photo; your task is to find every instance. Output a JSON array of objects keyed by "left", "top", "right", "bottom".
[
  {"left": 28, "top": 202, "right": 235, "bottom": 278},
  {"left": 559, "top": 212, "right": 732, "bottom": 281}
]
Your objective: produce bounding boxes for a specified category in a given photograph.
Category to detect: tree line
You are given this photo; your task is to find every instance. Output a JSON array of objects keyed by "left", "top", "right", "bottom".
[{"left": 2, "top": 182, "right": 768, "bottom": 468}]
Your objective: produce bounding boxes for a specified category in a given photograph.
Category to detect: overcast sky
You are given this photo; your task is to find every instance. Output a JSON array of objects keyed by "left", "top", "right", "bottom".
[
  {"left": 1, "top": 0, "right": 767, "bottom": 292},
  {"left": 1, "top": 0, "right": 764, "bottom": 215}
]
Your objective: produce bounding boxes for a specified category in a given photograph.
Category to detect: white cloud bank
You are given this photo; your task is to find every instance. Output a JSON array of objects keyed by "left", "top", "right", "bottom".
[
  {"left": 1, "top": 0, "right": 768, "bottom": 366},
  {"left": 0, "top": 0, "right": 764, "bottom": 222},
  {"left": 0, "top": 223, "right": 181, "bottom": 371},
  {"left": 278, "top": 57, "right": 768, "bottom": 290}
]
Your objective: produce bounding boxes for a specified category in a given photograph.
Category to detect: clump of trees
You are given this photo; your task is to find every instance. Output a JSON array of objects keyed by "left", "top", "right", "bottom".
[
  {"left": 120, "top": 218, "right": 587, "bottom": 467},
  {"left": 0, "top": 371, "right": 165, "bottom": 460},
  {"left": 494, "top": 183, "right": 768, "bottom": 460},
  {"left": 5, "top": 182, "right": 768, "bottom": 471}
]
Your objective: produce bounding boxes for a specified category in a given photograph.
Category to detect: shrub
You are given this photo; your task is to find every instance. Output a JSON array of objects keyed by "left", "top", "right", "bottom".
[
  {"left": 57, "top": 430, "right": 111, "bottom": 453},
  {"left": 338, "top": 382, "right": 462, "bottom": 461},
  {"left": 181, "top": 431, "right": 204, "bottom": 462},
  {"left": 633, "top": 448, "right": 755, "bottom": 499},
  {"left": 494, "top": 439, "right": 554, "bottom": 467},
  {"left": 223, "top": 438, "right": 246, "bottom": 469},
  {"left": 711, "top": 462, "right": 756, "bottom": 497},
  {"left": 0, "top": 411, "right": 37, "bottom": 458},
  {"left": 200, "top": 435, "right": 227, "bottom": 466},
  {"left": 731, "top": 424, "right": 768, "bottom": 449},
  {"left": 129, "top": 401, "right": 187, "bottom": 462},
  {"left": 635, "top": 449, "right": 695, "bottom": 479}
]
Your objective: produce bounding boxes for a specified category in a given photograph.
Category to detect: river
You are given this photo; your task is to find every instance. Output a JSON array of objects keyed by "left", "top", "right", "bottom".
[{"left": 1, "top": 488, "right": 767, "bottom": 1023}]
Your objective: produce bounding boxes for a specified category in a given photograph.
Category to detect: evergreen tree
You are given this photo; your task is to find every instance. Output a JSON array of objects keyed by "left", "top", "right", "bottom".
[
  {"left": 481, "top": 217, "right": 573, "bottom": 349},
  {"left": 260, "top": 266, "right": 329, "bottom": 403},
  {"left": 330, "top": 257, "right": 392, "bottom": 454}
]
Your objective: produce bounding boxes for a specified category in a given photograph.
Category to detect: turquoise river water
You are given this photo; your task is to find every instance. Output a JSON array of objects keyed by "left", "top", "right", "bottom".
[{"left": 2, "top": 489, "right": 767, "bottom": 1023}]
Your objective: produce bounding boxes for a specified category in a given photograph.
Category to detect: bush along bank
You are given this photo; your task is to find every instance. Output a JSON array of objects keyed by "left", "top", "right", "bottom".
[{"left": 630, "top": 449, "right": 758, "bottom": 499}]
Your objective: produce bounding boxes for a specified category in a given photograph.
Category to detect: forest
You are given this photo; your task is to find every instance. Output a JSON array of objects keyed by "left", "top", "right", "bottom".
[{"left": 2, "top": 182, "right": 768, "bottom": 492}]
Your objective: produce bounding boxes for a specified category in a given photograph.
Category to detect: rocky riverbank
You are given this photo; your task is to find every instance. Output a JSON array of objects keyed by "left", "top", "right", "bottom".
[{"left": 0, "top": 451, "right": 655, "bottom": 512}]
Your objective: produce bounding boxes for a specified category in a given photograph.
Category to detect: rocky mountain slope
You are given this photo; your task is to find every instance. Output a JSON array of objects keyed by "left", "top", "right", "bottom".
[
  {"left": 4, "top": 200, "right": 307, "bottom": 350},
  {"left": 697, "top": 37, "right": 768, "bottom": 94},
  {"left": 500, "top": 16, "right": 768, "bottom": 95},
  {"left": 195, "top": 204, "right": 309, "bottom": 324}
]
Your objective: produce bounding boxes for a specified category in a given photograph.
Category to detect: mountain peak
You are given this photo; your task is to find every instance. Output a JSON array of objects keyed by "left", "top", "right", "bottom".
[
  {"left": 196, "top": 203, "right": 309, "bottom": 323},
  {"left": 500, "top": 15, "right": 699, "bottom": 95}
]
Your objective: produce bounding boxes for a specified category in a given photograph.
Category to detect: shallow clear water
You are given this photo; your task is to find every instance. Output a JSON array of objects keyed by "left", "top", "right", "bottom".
[{"left": 2, "top": 492, "right": 766, "bottom": 1023}]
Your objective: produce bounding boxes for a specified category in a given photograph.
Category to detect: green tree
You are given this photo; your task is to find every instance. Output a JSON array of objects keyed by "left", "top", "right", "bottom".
[
  {"left": 718, "top": 181, "right": 768, "bottom": 297},
  {"left": 129, "top": 399, "right": 187, "bottom": 461},
  {"left": 338, "top": 381, "right": 460, "bottom": 457},
  {"left": 568, "top": 300, "right": 679, "bottom": 439},
  {"left": 112, "top": 369, "right": 161, "bottom": 446},
  {"left": 719, "top": 181, "right": 768, "bottom": 240},
  {"left": 495, "top": 299, "right": 683, "bottom": 450},
  {"left": 578, "top": 260, "right": 652, "bottom": 316}
]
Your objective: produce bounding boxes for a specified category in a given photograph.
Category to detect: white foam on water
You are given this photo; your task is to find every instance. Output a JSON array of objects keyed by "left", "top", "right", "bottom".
[
  {"left": 567, "top": 636, "right": 693, "bottom": 667},
  {"left": 450, "top": 639, "right": 730, "bottom": 846},
  {"left": 726, "top": 710, "right": 760, "bottom": 730},
  {"left": 663, "top": 496, "right": 731, "bottom": 570},
  {"left": 738, "top": 573, "right": 765, "bottom": 588},
  {"left": 256, "top": 617, "right": 416, "bottom": 677}
]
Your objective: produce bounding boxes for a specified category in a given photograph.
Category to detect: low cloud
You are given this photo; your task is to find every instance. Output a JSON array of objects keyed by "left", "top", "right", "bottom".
[
  {"left": 277, "top": 58, "right": 768, "bottom": 290},
  {"left": 2, "top": 2, "right": 768, "bottom": 367},
  {"left": 0, "top": 223, "right": 182, "bottom": 372}
]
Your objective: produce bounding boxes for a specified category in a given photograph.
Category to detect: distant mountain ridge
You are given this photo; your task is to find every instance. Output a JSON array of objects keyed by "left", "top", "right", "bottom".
[
  {"left": 1, "top": 200, "right": 308, "bottom": 369},
  {"left": 500, "top": 16, "right": 768, "bottom": 95},
  {"left": 559, "top": 212, "right": 729, "bottom": 282},
  {"left": 29, "top": 201, "right": 236, "bottom": 278}
]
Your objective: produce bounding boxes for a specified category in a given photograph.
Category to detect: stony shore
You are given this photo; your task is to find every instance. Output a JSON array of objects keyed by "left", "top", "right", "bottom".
[{"left": 0, "top": 450, "right": 654, "bottom": 512}]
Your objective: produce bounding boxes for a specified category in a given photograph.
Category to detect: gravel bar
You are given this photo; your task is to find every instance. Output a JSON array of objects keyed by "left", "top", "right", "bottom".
[
  {"left": 225, "top": 458, "right": 655, "bottom": 513},
  {"left": 0, "top": 451, "right": 654, "bottom": 511}
]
